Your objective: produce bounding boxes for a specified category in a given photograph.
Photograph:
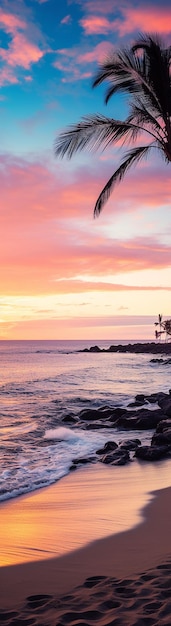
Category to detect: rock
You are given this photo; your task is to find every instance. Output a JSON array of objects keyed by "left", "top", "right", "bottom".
[
  {"left": 150, "top": 358, "right": 164, "bottom": 363},
  {"left": 70, "top": 457, "right": 95, "bottom": 470},
  {"left": 100, "top": 448, "right": 130, "bottom": 466},
  {"left": 144, "top": 392, "right": 167, "bottom": 404},
  {"left": 79, "top": 343, "right": 171, "bottom": 355},
  {"left": 151, "top": 430, "right": 171, "bottom": 446},
  {"left": 116, "top": 408, "right": 163, "bottom": 430},
  {"left": 79, "top": 408, "right": 105, "bottom": 421},
  {"left": 156, "top": 419, "right": 171, "bottom": 433},
  {"left": 62, "top": 415, "right": 78, "bottom": 424},
  {"left": 157, "top": 396, "right": 171, "bottom": 416},
  {"left": 127, "top": 401, "right": 146, "bottom": 407},
  {"left": 119, "top": 438, "right": 141, "bottom": 451},
  {"left": 107, "top": 408, "right": 127, "bottom": 422},
  {"left": 135, "top": 445, "right": 169, "bottom": 461},
  {"left": 96, "top": 441, "right": 118, "bottom": 455},
  {"left": 97, "top": 406, "right": 118, "bottom": 418},
  {"left": 135, "top": 394, "right": 146, "bottom": 402}
]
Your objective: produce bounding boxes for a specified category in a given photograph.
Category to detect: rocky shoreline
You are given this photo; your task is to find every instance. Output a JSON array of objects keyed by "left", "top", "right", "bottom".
[
  {"left": 60, "top": 390, "right": 171, "bottom": 469},
  {"left": 80, "top": 342, "right": 171, "bottom": 354}
]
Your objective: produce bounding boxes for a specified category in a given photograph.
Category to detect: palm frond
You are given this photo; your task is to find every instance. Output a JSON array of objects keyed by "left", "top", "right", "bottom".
[
  {"left": 127, "top": 102, "right": 167, "bottom": 143},
  {"left": 93, "top": 44, "right": 164, "bottom": 117},
  {"left": 93, "top": 51, "right": 144, "bottom": 102},
  {"left": 55, "top": 114, "right": 151, "bottom": 158},
  {"left": 132, "top": 35, "right": 171, "bottom": 119},
  {"left": 94, "top": 145, "right": 151, "bottom": 217},
  {"left": 55, "top": 115, "right": 114, "bottom": 158}
]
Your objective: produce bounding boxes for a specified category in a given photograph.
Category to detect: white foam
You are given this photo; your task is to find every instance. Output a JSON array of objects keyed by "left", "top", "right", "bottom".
[{"left": 45, "top": 426, "right": 81, "bottom": 442}]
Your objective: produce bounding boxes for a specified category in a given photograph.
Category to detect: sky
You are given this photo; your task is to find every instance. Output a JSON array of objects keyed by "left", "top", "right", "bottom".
[{"left": 0, "top": 0, "right": 171, "bottom": 341}]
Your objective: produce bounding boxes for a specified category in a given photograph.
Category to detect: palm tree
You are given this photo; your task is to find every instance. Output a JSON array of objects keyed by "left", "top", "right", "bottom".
[{"left": 55, "top": 34, "right": 171, "bottom": 217}]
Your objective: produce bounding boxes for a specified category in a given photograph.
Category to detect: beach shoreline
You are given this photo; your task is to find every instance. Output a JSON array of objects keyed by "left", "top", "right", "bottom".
[{"left": 1, "top": 464, "right": 171, "bottom": 624}]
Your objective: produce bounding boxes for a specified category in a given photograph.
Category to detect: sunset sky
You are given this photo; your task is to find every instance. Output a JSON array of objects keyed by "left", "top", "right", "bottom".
[{"left": 0, "top": 0, "right": 171, "bottom": 340}]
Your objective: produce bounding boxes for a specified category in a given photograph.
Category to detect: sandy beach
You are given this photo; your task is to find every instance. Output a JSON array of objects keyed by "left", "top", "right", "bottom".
[{"left": 1, "top": 461, "right": 171, "bottom": 625}]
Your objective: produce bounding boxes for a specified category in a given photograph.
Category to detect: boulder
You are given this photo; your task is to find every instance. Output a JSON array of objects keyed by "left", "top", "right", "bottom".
[
  {"left": 100, "top": 448, "right": 130, "bottom": 466},
  {"left": 107, "top": 407, "right": 127, "bottom": 422},
  {"left": 156, "top": 419, "right": 171, "bottom": 433},
  {"left": 96, "top": 441, "right": 118, "bottom": 455},
  {"left": 62, "top": 415, "right": 78, "bottom": 424},
  {"left": 116, "top": 408, "right": 163, "bottom": 430},
  {"left": 135, "top": 394, "right": 146, "bottom": 402},
  {"left": 144, "top": 392, "right": 167, "bottom": 404},
  {"left": 79, "top": 408, "right": 105, "bottom": 421},
  {"left": 119, "top": 438, "right": 141, "bottom": 451},
  {"left": 151, "top": 430, "right": 171, "bottom": 446},
  {"left": 127, "top": 401, "right": 146, "bottom": 407},
  {"left": 70, "top": 457, "right": 95, "bottom": 470},
  {"left": 135, "top": 445, "right": 169, "bottom": 461},
  {"left": 157, "top": 396, "right": 171, "bottom": 417}
]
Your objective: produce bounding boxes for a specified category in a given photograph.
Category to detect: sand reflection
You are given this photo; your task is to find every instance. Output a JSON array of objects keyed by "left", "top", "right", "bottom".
[{"left": 1, "top": 459, "right": 171, "bottom": 566}]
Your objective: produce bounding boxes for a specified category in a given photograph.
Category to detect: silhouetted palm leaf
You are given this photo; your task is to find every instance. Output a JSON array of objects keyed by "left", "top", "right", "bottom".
[{"left": 94, "top": 145, "right": 151, "bottom": 216}]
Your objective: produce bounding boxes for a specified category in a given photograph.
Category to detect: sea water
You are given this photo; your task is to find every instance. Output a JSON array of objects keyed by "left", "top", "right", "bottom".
[{"left": 0, "top": 339, "right": 171, "bottom": 503}]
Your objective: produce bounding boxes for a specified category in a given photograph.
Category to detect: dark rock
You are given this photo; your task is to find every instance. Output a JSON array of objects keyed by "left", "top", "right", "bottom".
[
  {"left": 70, "top": 457, "right": 95, "bottom": 470},
  {"left": 135, "top": 394, "right": 146, "bottom": 402},
  {"left": 157, "top": 396, "right": 171, "bottom": 416},
  {"left": 97, "top": 406, "right": 117, "bottom": 418},
  {"left": 79, "top": 408, "right": 107, "bottom": 421},
  {"left": 79, "top": 343, "right": 171, "bottom": 355},
  {"left": 135, "top": 445, "right": 169, "bottom": 461},
  {"left": 62, "top": 415, "right": 78, "bottom": 424},
  {"left": 156, "top": 419, "right": 171, "bottom": 433},
  {"left": 100, "top": 448, "right": 130, "bottom": 466},
  {"left": 119, "top": 438, "right": 141, "bottom": 451},
  {"left": 116, "top": 408, "right": 163, "bottom": 430},
  {"left": 127, "top": 401, "right": 146, "bottom": 407},
  {"left": 96, "top": 441, "right": 118, "bottom": 455},
  {"left": 151, "top": 430, "right": 171, "bottom": 446},
  {"left": 107, "top": 407, "right": 127, "bottom": 422},
  {"left": 145, "top": 392, "right": 167, "bottom": 404}
]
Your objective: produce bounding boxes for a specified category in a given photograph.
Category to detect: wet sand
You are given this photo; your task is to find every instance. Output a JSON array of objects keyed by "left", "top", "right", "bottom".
[{"left": 0, "top": 462, "right": 171, "bottom": 624}]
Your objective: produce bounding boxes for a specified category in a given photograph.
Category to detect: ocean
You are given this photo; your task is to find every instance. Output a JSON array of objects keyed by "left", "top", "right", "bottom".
[{"left": 1, "top": 339, "right": 171, "bottom": 504}]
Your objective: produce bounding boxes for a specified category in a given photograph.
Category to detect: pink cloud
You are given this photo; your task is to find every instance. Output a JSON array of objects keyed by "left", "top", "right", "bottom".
[
  {"left": 0, "top": 33, "right": 44, "bottom": 69},
  {"left": 54, "top": 41, "right": 114, "bottom": 81},
  {"left": 0, "top": 7, "right": 47, "bottom": 85},
  {"left": 0, "top": 11, "right": 26, "bottom": 32},
  {"left": 79, "top": 2, "right": 171, "bottom": 37},
  {"left": 117, "top": 6, "right": 171, "bottom": 36},
  {"left": 80, "top": 16, "right": 112, "bottom": 35},
  {"left": 0, "top": 153, "right": 170, "bottom": 295},
  {"left": 78, "top": 41, "right": 114, "bottom": 64}
]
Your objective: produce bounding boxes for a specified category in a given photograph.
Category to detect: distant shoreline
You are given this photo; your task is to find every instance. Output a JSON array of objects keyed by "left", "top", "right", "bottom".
[{"left": 80, "top": 342, "right": 171, "bottom": 354}]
